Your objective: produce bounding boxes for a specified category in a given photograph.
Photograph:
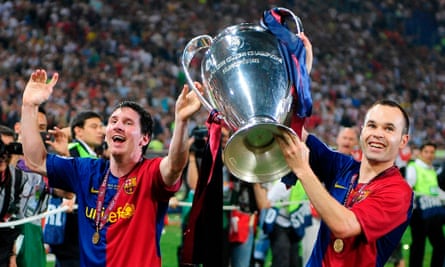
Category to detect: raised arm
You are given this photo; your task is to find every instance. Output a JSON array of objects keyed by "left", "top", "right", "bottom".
[
  {"left": 159, "top": 82, "right": 203, "bottom": 186},
  {"left": 275, "top": 130, "right": 362, "bottom": 238},
  {"left": 21, "top": 69, "right": 59, "bottom": 176}
]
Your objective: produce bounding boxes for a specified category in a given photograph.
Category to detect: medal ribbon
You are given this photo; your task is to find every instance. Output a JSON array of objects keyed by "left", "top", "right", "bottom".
[
  {"left": 94, "top": 168, "right": 122, "bottom": 232},
  {"left": 95, "top": 159, "right": 144, "bottom": 232},
  {"left": 344, "top": 165, "right": 398, "bottom": 208}
]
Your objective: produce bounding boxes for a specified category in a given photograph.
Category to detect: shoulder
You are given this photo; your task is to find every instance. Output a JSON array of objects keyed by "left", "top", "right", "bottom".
[
  {"left": 137, "top": 157, "right": 163, "bottom": 180},
  {"left": 372, "top": 172, "right": 413, "bottom": 198},
  {"left": 68, "top": 142, "right": 80, "bottom": 149},
  {"left": 140, "top": 157, "right": 162, "bottom": 169}
]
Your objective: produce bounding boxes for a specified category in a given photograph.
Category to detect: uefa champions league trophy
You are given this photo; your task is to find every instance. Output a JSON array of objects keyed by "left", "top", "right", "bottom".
[{"left": 182, "top": 8, "right": 304, "bottom": 183}]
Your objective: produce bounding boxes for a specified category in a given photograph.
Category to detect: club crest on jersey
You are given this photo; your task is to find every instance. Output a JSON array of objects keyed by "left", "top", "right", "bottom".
[{"left": 124, "top": 177, "right": 137, "bottom": 194}]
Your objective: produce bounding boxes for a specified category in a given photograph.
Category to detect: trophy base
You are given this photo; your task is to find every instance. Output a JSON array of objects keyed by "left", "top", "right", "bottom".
[{"left": 223, "top": 122, "right": 296, "bottom": 183}]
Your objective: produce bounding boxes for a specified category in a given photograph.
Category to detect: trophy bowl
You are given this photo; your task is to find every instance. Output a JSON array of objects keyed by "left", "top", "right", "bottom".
[{"left": 182, "top": 22, "right": 297, "bottom": 183}]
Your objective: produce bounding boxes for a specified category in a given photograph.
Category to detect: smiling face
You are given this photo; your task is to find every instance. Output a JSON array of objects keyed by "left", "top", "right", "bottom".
[
  {"left": 105, "top": 107, "right": 149, "bottom": 160},
  {"left": 360, "top": 104, "right": 409, "bottom": 167}
]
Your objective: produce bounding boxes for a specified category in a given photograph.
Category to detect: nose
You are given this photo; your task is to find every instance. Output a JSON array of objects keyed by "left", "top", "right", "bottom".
[
  {"left": 368, "top": 126, "right": 385, "bottom": 139},
  {"left": 97, "top": 126, "right": 105, "bottom": 135},
  {"left": 108, "top": 121, "right": 124, "bottom": 134}
]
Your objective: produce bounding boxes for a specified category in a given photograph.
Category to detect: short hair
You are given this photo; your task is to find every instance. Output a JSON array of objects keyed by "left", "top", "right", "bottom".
[
  {"left": 369, "top": 99, "right": 410, "bottom": 135},
  {"left": 70, "top": 111, "right": 103, "bottom": 139},
  {"left": 38, "top": 105, "right": 47, "bottom": 116},
  {"left": 419, "top": 141, "right": 437, "bottom": 151},
  {"left": 110, "top": 101, "right": 153, "bottom": 154},
  {"left": 0, "top": 125, "right": 16, "bottom": 140}
]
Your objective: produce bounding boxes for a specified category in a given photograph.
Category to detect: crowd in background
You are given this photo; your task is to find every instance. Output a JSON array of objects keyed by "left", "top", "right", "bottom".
[{"left": 1, "top": 0, "right": 445, "bottom": 150}]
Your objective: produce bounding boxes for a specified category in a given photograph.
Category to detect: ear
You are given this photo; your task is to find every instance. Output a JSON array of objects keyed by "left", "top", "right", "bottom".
[
  {"left": 74, "top": 126, "right": 82, "bottom": 138},
  {"left": 399, "top": 134, "right": 410, "bottom": 149},
  {"left": 140, "top": 134, "right": 150, "bottom": 147},
  {"left": 14, "top": 122, "right": 21, "bottom": 134}
]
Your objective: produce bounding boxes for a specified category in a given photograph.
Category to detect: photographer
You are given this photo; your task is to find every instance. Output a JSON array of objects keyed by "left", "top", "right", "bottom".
[
  {"left": 176, "top": 126, "right": 208, "bottom": 266},
  {"left": 0, "top": 125, "right": 23, "bottom": 267},
  {"left": 6, "top": 106, "right": 73, "bottom": 267},
  {"left": 189, "top": 126, "right": 208, "bottom": 158},
  {"left": 0, "top": 125, "right": 51, "bottom": 267}
]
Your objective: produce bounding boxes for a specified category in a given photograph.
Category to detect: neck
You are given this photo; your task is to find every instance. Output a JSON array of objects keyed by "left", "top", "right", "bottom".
[
  {"left": 109, "top": 154, "right": 142, "bottom": 177},
  {"left": 359, "top": 160, "right": 394, "bottom": 183}
]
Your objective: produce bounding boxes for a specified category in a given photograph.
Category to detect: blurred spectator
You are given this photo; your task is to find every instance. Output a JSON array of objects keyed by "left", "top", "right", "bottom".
[{"left": 406, "top": 141, "right": 445, "bottom": 267}]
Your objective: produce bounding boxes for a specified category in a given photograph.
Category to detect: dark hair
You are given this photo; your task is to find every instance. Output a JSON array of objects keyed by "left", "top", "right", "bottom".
[
  {"left": 370, "top": 99, "right": 410, "bottom": 135},
  {"left": 420, "top": 141, "right": 437, "bottom": 151},
  {"left": 111, "top": 101, "right": 153, "bottom": 154},
  {"left": 70, "top": 111, "right": 103, "bottom": 139},
  {"left": 0, "top": 125, "right": 16, "bottom": 140},
  {"left": 38, "top": 105, "right": 47, "bottom": 116},
  {"left": 0, "top": 125, "right": 17, "bottom": 158}
]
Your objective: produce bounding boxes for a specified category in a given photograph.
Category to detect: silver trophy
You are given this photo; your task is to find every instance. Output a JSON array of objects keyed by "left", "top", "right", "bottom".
[{"left": 182, "top": 9, "right": 303, "bottom": 183}]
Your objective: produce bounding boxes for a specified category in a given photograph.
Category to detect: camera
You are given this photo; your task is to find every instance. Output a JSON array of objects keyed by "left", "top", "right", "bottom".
[
  {"left": 190, "top": 126, "right": 208, "bottom": 157},
  {"left": 0, "top": 139, "right": 23, "bottom": 157},
  {"left": 40, "top": 132, "right": 55, "bottom": 142},
  {"left": 40, "top": 131, "right": 55, "bottom": 150}
]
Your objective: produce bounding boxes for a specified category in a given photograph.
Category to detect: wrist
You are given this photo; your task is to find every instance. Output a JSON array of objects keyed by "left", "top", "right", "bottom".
[{"left": 21, "top": 102, "right": 40, "bottom": 108}]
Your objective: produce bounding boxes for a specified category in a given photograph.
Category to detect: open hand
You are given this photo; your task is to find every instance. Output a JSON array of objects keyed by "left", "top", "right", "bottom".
[
  {"left": 175, "top": 82, "right": 203, "bottom": 122},
  {"left": 22, "top": 69, "right": 58, "bottom": 106},
  {"left": 275, "top": 129, "right": 311, "bottom": 176}
]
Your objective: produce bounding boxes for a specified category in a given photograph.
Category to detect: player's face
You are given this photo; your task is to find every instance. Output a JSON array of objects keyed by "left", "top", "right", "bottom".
[
  {"left": 106, "top": 107, "right": 148, "bottom": 158},
  {"left": 360, "top": 104, "right": 409, "bottom": 165}
]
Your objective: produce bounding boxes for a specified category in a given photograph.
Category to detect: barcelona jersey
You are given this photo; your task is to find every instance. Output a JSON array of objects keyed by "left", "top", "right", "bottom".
[
  {"left": 46, "top": 154, "right": 181, "bottom": 267},
  {"left": 305, "top": 135, "right": 413, "bottom": 267}
]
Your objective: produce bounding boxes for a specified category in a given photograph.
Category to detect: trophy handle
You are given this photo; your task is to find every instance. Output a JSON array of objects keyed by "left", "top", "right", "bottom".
[
  {"left": 276, "top": 7, "right": 304, "bottom": 33},
  {"left": 182, "top": 35, "right": 215, "bottom": 112},
  {"left": 261, "top": 7, "right": 304, "bottom": 34}
]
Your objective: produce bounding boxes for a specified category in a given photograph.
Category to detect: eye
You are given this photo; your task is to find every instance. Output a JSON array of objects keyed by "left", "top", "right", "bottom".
[
  {"left": 385, "top": 126, "right": 395, "bottom": 132},
  {"left": 89, "top": 124, "right": 101, "bottom": 129},
  {"left": 366, "top": 122, "right": 376, "bottom": 129}
]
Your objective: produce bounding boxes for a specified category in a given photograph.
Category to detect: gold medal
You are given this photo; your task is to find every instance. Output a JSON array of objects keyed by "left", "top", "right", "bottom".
[
  {"left": 92, "top": 232, "right": 100, "bottom": 245},
  {"left": 333, "top": 238, "right": 344, "bottom": 253}
]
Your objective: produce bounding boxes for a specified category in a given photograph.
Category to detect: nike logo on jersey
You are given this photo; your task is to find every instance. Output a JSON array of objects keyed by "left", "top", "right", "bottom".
[
  {"left": 334, "top": 183, "right": 347, "bottom": 190},
  {"left": 90, "top": 187, "right": 99, "bottom": 194}
]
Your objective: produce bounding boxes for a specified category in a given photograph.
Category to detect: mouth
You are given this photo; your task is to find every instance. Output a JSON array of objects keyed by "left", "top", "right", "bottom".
[
  {"left": 111, "top": 135, "right": 126, "bottom": 144},
  {"left": 368, "top": 141, "right": 385, "bottom": 150}
]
